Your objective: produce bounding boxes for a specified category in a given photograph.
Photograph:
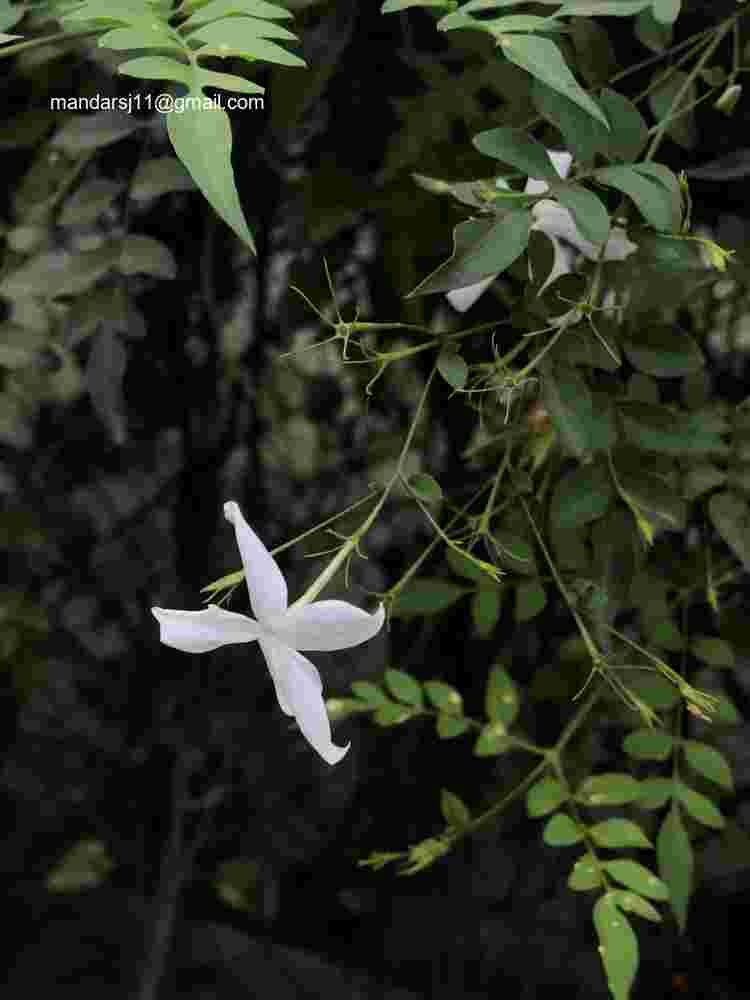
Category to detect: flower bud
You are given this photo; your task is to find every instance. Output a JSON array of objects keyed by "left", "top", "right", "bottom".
[{"left": 714, "top": 84, "right": 742, "bottom": 116}]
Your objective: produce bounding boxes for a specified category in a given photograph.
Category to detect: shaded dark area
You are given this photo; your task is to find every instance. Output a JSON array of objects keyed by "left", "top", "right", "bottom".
[{"left": 2, "top": 2, "right": 750, "bottom": 999}]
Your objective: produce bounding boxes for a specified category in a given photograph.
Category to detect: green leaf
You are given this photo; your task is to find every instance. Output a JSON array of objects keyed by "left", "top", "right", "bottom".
[
  {"left": 656, "top": 806, "right": 692, "bottom": 931},
  {"left": 635, "top": 6, "right": 672, "bottom": 50},
  {"left": 691, "top": 636, "right": 734, "bottom": 669},
  {"left": 550, "top": 323, "right": 622, "bottom": 371},
  {"left": 570, "top": 18, "right": 617, "bottom": 90},
  {"left": 590, "top": 507, "right": 639, "bottom": 606},
  {"left": 382, "top": 0, "right": 451, "bottom": 10},
  {"left": 514, "top": 579, "right": 547, "bottom": 622},
  {"left": 130, "top": 155, "right": 196, "bottom": 201},
  {"left": 179, "top": 0, "right": 294, "bottom": 28},
  {"left": 709, "top": 491, "right": 750, "bottom": 570},
  {"left": 623, "top": 728, "right": 674, "bottom": 761},
  {"left": 118, "top": 234, "right": 177, "bottom": 279},
  {"left": 712, "top": 693, "right": 741, "bottom": 726},
  {"left": 392, "top": 578, "right": 469, "bottom": 617},
  {"left": 568, "top": 853, "right": 602, "bottom": 890},
  {"left": 543, "top": 812, "right": 583, "bottom": 846},
  {"left": 46, "top": 838, "right": 113, "bottom": 893},
  {"left": 683, "top": 462, "right": 726, "bottom": 501},
  {"left": 630, "top": 162, "right": 683, "bottom": 231},
  {"left": 598, "top": 88, "right": 649, "bottom": 162},
  {"left": 577, "top": 773, "right": 641, "bottom": 807},
  {"left": 351, "top": 681, "right": 390, "bottom": 706},
  {"left": 621, "top": 324, "right": 703, "bottom": 377},
  {"left": 637, "top": 232, "right": 704, "bottom": 274},
  {"left": 407, "top": 211, "right": 532, "bottom": 297},
  {"left": 553, "top": 183, "right": 611, "bottom": 246},
  {"left": 0, "top": 0, "right": 24, "bottom": 32},
  {"left": 472, "top": 587, "right": 502, "bottom": 637},
  {"left": 485, "top": 662, "right": 520, "bottom": 725},
  {"left": 0, "top": 326, "right": 48, "bottom": 369},
  {"left": 558, "top": 0, "right": 650, "bottom": 13},
  {"left": 408, "top": 473, "right": 443, "bottom": 505},
  {"left": 87, "top": 328, "right": 128, "bottom": 444},
  {"left": 437, "top": 349, "right": 469, "bottom": 390},
  {"left": 674, "top": 780, "right": 725, "bottom": 829},
  {"left": 440, "top": 788, "right": 471, "bottom": 828},
  {"left": 498, "top": 35, "right": 609, "bottom": 128},
  {"left": 589, "top": 818, "right": 653, "bottom": 849},
  {"left": 51, "top": 111, "right": 142, "bottom": 155},
  {"left": 59, "top": 178, "right": 125, "bottom": 227},
  {"left": 683, "top": 741, "right": 734, "bottom": 791},
  {"left": 637, "top": 776, "right": 673, "bottom": 810},
  {"left": 626, "top": 673, "right": 680, "bottom": 709},
  {"left": 424, "top": 680, "right": 463, "bottom": 714},
  {"left": 593, "top": 893, "right": 639, "bottom": 1000},
  {"left": 550, "top": 459, "right": 613, "bottom": 532},
  {"left": 610, "top": 889, "right": 662, "bottom": 923},
  {"left": 530, "top": 78, "right": 609, "bottom": 164},
  {"left": 652, "top": 0, "right": 681, "bottom": 23},
  {"left": 447, "top": 547, "right": 490, "bottom": 582},
  {"left": 373, "top": 703, "right": 415, "bottom": 726},
  {"left": 437, "top": 713, "right": 472, "bottom": 739},
  {"left": 186, "top": 26, "right": 305, "bottom": 69},
  {"left": 491, "top": 532, "right": 537, "bottom": 575},
  {"left": 385, "top": 668, "right": 424, "bottom": 707},
  {"left": 474, "top": 720, "right": 511, "bottom": 756},
  {"left": 594, "top": 165, "right": 677, "bottom": 232},
  {"left": 166, "top": 101, "right": 256, "bottom": 252},
  {"left": 0, "top": 247, "right": 121, "bottom": 300},
  {"left": 486, "top": 14, "right": 568, "bottom": 38},
  {"left": 614, "top": 461, "right": 687, "bottom": 537},
  {"left": 604, "top": 859, "right": 669, "bottom": 900},
  {"left": 436, "top": 0, "right": 526, "bottom": 29},
  {"left": 527, "top": 775, "right": 567, "bottom": 817},
  {"left": 98, "top": 26, "right": 184, "bottom": 52},
  {"left": 472, "top": 126, "right": 560, "bottom": 182},
  {"left": 619, "top": 401, "right": 728, "bottom": 458},
  {"left": 542, "top": 362, "right": 599, "bottom": 459},
  {"left": 117, "top": 55, "right": 193, "bottom": 87},
  {"left": 214, "top": 857, "right": 261, "bottom": 913}
]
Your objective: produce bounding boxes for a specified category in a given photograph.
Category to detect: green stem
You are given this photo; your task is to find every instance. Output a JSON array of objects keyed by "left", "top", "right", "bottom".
[
  {"left": 291, "top": 365, "right": 437, "bottom": 608},
  {"left": 645, "top": 14, "right": 738, "bottom": 162},
  {"left": 0, "top": 28, "right": 102, "bottom": 59}
]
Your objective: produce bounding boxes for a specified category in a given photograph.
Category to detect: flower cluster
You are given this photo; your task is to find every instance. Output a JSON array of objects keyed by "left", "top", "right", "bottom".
[{"left": 447, "top": 149, "right": 637, "bottom": 312}]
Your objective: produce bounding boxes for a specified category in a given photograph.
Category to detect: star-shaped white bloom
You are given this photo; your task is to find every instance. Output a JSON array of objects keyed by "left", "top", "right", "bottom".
[
  {"left": 152, "top": 501, "right": 385, "bottom": 765},
  {"left": 446, "top": 149, "right": 638, "bottom": 313}
]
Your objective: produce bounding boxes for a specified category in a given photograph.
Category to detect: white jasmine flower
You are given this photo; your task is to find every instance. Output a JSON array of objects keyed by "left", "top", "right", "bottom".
[
  {"left": 152, "top": 501, "right": 385, "bottom": 765},
  {"left": 447, "top": 149, "right": 637, "bottom": 312}
]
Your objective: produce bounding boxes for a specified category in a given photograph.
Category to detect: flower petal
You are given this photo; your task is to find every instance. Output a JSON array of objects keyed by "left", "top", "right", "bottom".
[
  {"left": 525, "top": 150, "right": 573, "bottom": 196},
  {"left": 224, "top": 501, "right": 288, "bottom": 622},
  {"left": 259, "top": 636, "right": 349, "bottom": 765},
  {"left": 273, "top": 600, "right": 386, "bottom": 652},
  {"left": 601, "top": 227, "right": 638, "bottom": 262},
  {"left": 548, "top": 149, "right": 573, "bottom": 180},
  {"left": 532, "top": 202, "right": 638, "bottom": 263},
  {"left": 525, "top": 176, "right": 550, "bottom": 196},
  {"left": 446, "top": 274, "right": 497, "bottom": 313},
  {"left": 532, "top": 200, "right": 592, "bottom": 254},
  {"left": 528, "top": 229, "right": 578, "bottom": 295},
  {"left": 258, "top": 636, "right": 294, "bottom": 716},
  {"left": 152, "top": 605, "right": 260, "bottom": 653}
]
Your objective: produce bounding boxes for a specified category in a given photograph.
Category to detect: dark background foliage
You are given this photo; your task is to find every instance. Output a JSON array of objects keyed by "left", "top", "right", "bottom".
[{"left": 1, "top": 1, "right": 749, "bottom": 997}]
